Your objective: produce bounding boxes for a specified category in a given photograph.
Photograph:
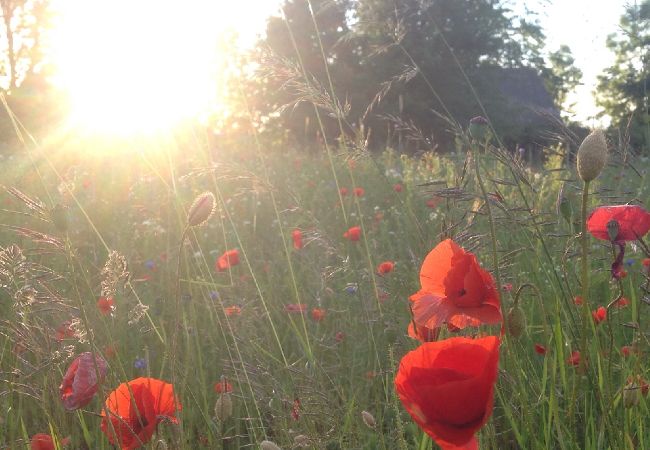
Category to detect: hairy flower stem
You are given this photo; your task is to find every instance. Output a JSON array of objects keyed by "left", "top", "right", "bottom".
[
  {"left": 473, "top": 146, "right": 504, "bottom": 326},
  {"left": 579, "top": 180, "right": 591, "bottom": 372}
]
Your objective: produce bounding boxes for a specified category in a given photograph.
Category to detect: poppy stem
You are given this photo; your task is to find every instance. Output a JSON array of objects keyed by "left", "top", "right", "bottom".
[
  {"left": 579, "top": 180, "right": 591, "bottom": 373},
  {"left": 472, "top": 144, "right": 504, "bottom": 327}
]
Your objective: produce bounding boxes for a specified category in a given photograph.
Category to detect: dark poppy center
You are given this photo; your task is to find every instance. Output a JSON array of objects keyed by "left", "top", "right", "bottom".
[{"left": 458, "top": 288, "right": 466, "bottom": 297}]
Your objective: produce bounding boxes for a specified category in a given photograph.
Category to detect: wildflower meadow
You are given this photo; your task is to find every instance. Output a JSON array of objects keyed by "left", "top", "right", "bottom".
[{"left": 0, "top": 0, "right": 649, "bottom": 449}]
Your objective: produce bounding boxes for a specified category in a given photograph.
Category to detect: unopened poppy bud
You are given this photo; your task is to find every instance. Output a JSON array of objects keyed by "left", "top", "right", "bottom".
[
  {"left": 187, "top": 191, "right": 216, "bottom": 227},
  {"left": 469, "top": 116, "right": 490, "bottom": 143},
  {"left": 51, "top": 204, "right": 69, "bottom": 233},
  {"left": 506, "top": 304, "right": 527, "bottom": 338},
  {"left": 361, "top": 410, "right": 376, "bottom": 429},
  {"left": 606, "top": 220, "right": 619, "bottom": 242},
  {"left": 293, "top": 435, "right": 310, "bottom": 447},
  {"left": 260, "top": 440, "right": 282, "bottom": 450},
  {"left": 577, "top": 129, "right": 607, "bottom": 182},
  {"left": 624, "top": 382, "right": 640, "bottom": 408},
  {"left": 214, "top": 392, "right": 233, "bottom": 421}
]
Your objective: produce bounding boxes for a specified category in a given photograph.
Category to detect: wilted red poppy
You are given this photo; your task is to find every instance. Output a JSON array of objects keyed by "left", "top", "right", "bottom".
[
  {"left": 395, "top": 336, "right": 500, "bottom": 450},
  {"left": 393, "top": 183, "right": 403, "bottom": 193},
  {"left": 534, "top": 344, "right": 547, "bottom": 355},
  {"left": 343, "top": 226, "right": 361, "bottom": 242},
  {"left": 377, "top": 261, "right": 395, "bottom": 275},
  {"left": 214, "top": 379, "right": 233, "bottom": 394},
  {"left": 292, "top": 229, "right": 303, "bottom": 250},
  {"left": 587, "top": 205, "right": 650, "bottom": 242},
  {"left": 224, "top": 306, "right": 241, "bottom": 317},
  {"left": 100, "top": 377, "right": 181, "bottom": 450},
  {"left": 567, "top": 350, "right": 581, "bottom": 367},
  {"left": 311, "top": 308, "right": 326, "bottom": 321},
  {"left": 60, "top": 352, "right": 108, "bottom": 410},
  {"left": 592, "top": 306, "right": 607, "bottom": 324},
  {"left": 97, "top": 296, "right": 115, "bottom": 315},
  {"left": 409, "top": 239, "right": 502, "bottom": 335},
  {"left": 30, "top": 434, "right": 70, "bottom": 450},
  {"left": 215, "top": 249, "right": 239, "bottom": 272},
  {"left": 284, "top": 303, "right": 307, "bottom": 314}
]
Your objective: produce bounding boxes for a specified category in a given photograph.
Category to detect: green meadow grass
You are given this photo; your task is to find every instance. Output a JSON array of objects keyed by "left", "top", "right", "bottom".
[{"left": 0, "top": 131, "right": 649, "bottom": 449}]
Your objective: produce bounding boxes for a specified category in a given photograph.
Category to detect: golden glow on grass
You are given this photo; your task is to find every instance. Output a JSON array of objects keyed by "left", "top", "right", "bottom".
[{"left": 50, "top": 0, "right": 260, "bottom": 136}]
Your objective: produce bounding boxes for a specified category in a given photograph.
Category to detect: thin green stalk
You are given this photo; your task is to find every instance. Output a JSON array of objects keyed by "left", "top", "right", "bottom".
[{"left": 579, "top": 180, "right": 591, "bottom": 372}]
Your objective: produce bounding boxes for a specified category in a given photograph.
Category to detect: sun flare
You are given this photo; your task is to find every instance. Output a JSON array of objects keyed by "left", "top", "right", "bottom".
[{"left": 50, "top": 0, "right": 267, "bottom": 136}]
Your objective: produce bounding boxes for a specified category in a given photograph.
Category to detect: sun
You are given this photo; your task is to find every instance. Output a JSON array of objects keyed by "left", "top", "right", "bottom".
[{"left": 49, "top": 0, "right": 271, "bottom": 137}]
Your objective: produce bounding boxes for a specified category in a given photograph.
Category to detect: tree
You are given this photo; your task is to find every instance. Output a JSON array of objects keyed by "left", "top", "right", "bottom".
[
  {"left": 540, "top": 45, "right": 582, "bottom": 117},
  {"left": 596, "top": 0, "right": 650, "bottom": 152}
]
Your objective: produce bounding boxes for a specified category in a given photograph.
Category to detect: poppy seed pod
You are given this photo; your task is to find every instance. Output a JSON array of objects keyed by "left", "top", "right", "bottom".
[
  {"left": 506, "top": 304, "right": 527, "bottom": 338},
  {"left": 187, "top": 191, "right": 216, "bottom": 227},
  {"left": 361, "top": 410, "right": 376, "bottom": 429},
  {"left": 260, "top": 440, "right": 282, "bottom": 450},
  {"left": 214, "top": 392, "right": 233, "bottom": 421},
  {"left": 576, "top": 129, "right": 607, "bottom": 182}
]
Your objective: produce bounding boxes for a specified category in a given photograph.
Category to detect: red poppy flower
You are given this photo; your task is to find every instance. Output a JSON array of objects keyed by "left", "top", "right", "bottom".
[
  {"left": 567, "top": 351, "right": 581, "bottom": 367},
  {"left": 214, "top": 379, "right": 233, "bottom": 394},
  {"left": 534, "top": 344, "right": 547, "bottom": 355},
  {"left": 621, "top": 346, "right": 632, "bottom": 357},
  {"left": 284, "top": 303, "right": 307, "bottom": 314},
  {"left": 395, "top": 336, "right": 500, "bottom": 450},
  {"left": 97, "top": 296, "right": 115, "bottom": 315},
  {"left": 335, "top": 331, "right": 346, "bottom": 343},
  {"left": 586, "top": 205, "right": 650, "bottom": 242},
  {"left": 353, "top": 187, "right": 365, "bottom": 197},
  {"left": 339, "top": 187, "right": 349, "bottom": 196},
  {"left": 60, "top": 352, "right": 108, "bottom": 410},
  {"left": 613, "top": 297, "right": 629, "bottom": 308},
  {"left": 393, "top": 183, "right": 403, "bottom": 193},
  {"left": 100, "top": 377, "right": 181, "bottom": 450},
  {"left": 224, "top": 306, "right": 241, "bottom": 317},
  {"left": 343, "top": 226, "right": 361, "bottom": 242},
  {"left": 30, "top": 434, "right": 70, "bottom": 450},
  {"left": 311, "top": 308, "right": 326, "bottom": 321},
  {"left": 377, "top": 261, "right": 395, "bottom": 275},
  {"left": 55, "top": 321, "right": 76, "bottom": 341},
  {"left": 409, "top": 239, "right": 502, "bottom": 335},
  {"left": 426, "top": 197, "right": 442, "bottom": 209},
  {"left": 573, "top": 296, "right": 584, "bottom": 306},
  {"left": 292, "top": 229, "right": 303, "bottom": 250},
  {"left": 643, "top": 258, "right": 650, "bottom": 269},
  {"left": 215, "top": 249, "right": 239, "bottom": 272},
  {"left": 592, "top": 306, "right": 607, "bottom": 324}
]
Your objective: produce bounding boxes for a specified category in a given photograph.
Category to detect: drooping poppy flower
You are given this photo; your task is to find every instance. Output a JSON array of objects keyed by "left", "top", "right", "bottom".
[
  {"left": 587, "top": 205, "right": 650, "bottom": 242},
  {"left": 292, "top": 229, "right": 303, "bottom": 250},
  {"left": 224, "top": 306, "right": 241, "bottom": 317},
  {"left": 592, "top": 306, "right": 607, "bottom": 324},
  {"left": 60, "top": 352, "right": 108, "bottom": 410},
  {"left": 97, "top": 296, "right": 115, "bottom": 315},
  {"left": 284, "top": 303, "right": 307, "bottom": 314},
  {"left": 100, "top": 377, "right": 181, "bottom": 450},
  {"left": 215, "top": 249, "right": 239, "bottom": 272},
  {"left": 353, "top": 187, "right": 364, "bottom": 197},
  {"left": 534, "top": 344, "right": 547, "bottom": 355},
  {"left": 395, "top": 336, "right": 500, "bottom": 450},
  {"left": 343, "top": 226, "right": 361, "bottom": 242},
  {"left": 214, "top": 379, "right": 233, "bottom": 394},
  {"left": 311, "top": 308, "right": 326, "bottom": 321},
  {"left": 30, "top": 433, "right": 71, "bottom": 450},
  {"left": 377, "top": 261, "right": 395, "bottom": 275},
  {"left": 409, "top": 239, "right": 502, "bottom": 335}
]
